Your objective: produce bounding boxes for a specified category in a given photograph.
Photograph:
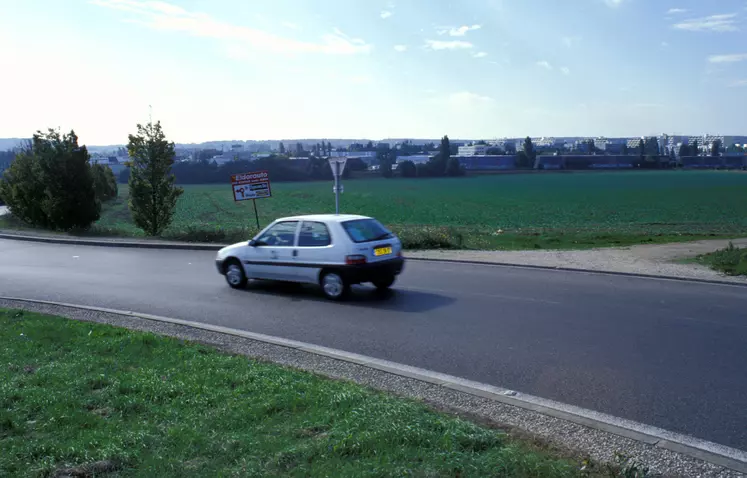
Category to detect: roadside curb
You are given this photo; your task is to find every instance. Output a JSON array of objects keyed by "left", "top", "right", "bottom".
[
  {"left": 2, "top": 231, "right": 745, "bottom": 287},
  {"left": 0, "top": 232, "right": 223, "bottom": 251},
  {"left": 405, "top": 256, "right": 747, "bottom": 288},
  {"left": 2, "top": 295, "right": 747, "bottom": 474}
]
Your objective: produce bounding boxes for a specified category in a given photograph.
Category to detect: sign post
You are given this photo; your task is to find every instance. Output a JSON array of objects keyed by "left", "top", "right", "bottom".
[
  {"left": 328, "top": 158, "right": 347, "bottom": 215},
  {"left": 230, "top": 170, "right": 272, "bottom": 230}
]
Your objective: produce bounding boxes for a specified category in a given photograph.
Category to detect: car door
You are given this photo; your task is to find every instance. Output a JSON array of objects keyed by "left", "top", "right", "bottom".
[
  {"left": 245, "top": 221, "right": 300, "bottom": 281},
  {"left": 294, "top": 221, "right": 335, "bottom": 284}
]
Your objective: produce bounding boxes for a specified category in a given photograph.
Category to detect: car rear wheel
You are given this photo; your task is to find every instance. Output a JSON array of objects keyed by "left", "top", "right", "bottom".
[
  {"left": 372, "top": 275, "right": 396, "bottom": 290},
  {"left": 321, "top": 272, "right": 350, "bottom": 300},
  {"left": 224, "top": 260, "right": 248, "bottom": 289}
]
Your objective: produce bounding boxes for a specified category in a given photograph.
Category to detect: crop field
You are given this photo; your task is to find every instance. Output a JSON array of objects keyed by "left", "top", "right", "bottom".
[{"left": 4, "top": 171, "right": 747, "bottom": 249}]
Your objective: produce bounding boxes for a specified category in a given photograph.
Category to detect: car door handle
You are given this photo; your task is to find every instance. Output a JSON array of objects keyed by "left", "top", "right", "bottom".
[{"left": 292, "top": 250, "right": 298, "bottom": 257}]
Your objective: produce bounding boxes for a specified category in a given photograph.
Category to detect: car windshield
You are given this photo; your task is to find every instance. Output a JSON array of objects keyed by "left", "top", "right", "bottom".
[{"left": 341, "top": 219, "right": 392, "bottom": 243}]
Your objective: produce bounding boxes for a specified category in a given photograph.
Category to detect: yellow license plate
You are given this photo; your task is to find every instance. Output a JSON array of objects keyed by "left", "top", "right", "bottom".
[{"left": 374, "top": 246, "right": 392, "bottom": 257}]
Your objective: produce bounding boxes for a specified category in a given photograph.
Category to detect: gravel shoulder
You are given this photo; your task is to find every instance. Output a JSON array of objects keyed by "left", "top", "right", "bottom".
[
  {"left": 1, "top": 298, "right": 744, "bottom": 477},
  {"left": 408, "top": 238, "right": 747, "bottom": 284}
]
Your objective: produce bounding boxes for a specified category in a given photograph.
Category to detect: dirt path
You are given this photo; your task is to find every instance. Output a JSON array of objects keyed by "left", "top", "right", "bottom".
[{"left": 408, "top": 238, "right": 747, "bottom": 284}]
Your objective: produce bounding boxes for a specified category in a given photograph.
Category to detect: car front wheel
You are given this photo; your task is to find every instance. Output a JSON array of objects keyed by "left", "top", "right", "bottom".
[
  {"left": 321, "top": 272, "right": 350, "bottom": 300},
  {"left": 224, "top": 260, "right": 248, "bottom": 289},
  {"left": 372, "top": 275, "right": 396, "bottom": 290}
]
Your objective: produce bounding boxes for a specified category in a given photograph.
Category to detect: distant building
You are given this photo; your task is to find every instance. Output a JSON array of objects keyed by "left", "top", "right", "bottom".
[
  {"left": 396, "top": 155, "right": 432, "bottom": 164},
  {"left": 457, "top": 145, "right": 488, "bottom": 156},
  {"left": 329, "top": 151, "right": 376, "bottom": 159}
]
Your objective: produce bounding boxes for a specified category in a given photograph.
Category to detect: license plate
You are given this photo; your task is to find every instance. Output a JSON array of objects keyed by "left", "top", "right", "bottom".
[{"left": 374, "top": 246, "right": 392, "bottom": 257}]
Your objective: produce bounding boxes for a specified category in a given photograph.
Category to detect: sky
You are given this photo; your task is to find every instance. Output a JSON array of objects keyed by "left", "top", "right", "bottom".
[{"left": 1, "top": 0, "right": 746, "bottom": 144}]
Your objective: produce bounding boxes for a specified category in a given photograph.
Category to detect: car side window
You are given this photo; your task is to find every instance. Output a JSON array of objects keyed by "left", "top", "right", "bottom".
[
  {"left": 256, "top": 221, "right": 298, "bottom": 247},
  {"left": 298, "top": 221, "right": 331, "bottom": 247}
]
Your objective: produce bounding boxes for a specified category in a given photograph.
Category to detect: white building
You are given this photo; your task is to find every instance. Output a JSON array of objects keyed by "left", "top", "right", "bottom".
[
  {"left": 329, "top": 151, "right": 376, "bottom": 158},
  {"left": 458, "top": 145, "right": 489, "bottom": 156},
  {"left": 594, "top": 137, "right": 609, "bottom": 151}
]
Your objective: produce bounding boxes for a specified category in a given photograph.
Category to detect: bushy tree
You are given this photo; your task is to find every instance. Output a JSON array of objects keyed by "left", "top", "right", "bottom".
[
  {"left": 678, "top": 143, "right": 690, "bottom": 157},
  {"left": 0, "top": 130, "right": 100, "bottom": 230},
  {"left": 711, "top": 139, "right": 722, "bottom": 157},
  {"left": 91, "top": 164, "right": 118, "bottom": 202},
  {"left": 691, "top": 139, "right": 699, "bottom": 156},
  {"left": 380, "top": 157, "right": 393, "bottom": 178},
  {"left": 445, "top": 157, "right": 465, "bottom": 176},
  {"left": 522, "top": 137, "right": 536, "bottom": 167},
  {"left": 516, "top": 150, "right": 531, "bottom": 168},
  {"left": 398, "top": 160, "right": 417, "bottom": 177},
  {"left": 621, "top": 143, "right": 629, "bottom": 155},
  {"left": 127, "top": 121, "right": 183, "bottom": 236},
  {"left": 278, "top": 142, "right": 285, "bottom": 154}
]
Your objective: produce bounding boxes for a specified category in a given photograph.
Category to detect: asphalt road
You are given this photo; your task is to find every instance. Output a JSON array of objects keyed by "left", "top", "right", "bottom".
[{"left": 2, "top": 238, "right": 747, "bottom": 450}]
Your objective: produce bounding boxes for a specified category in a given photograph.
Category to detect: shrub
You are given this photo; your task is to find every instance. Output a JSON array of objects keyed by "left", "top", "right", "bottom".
[
  {"left": 390, "top": 225, "right": 464, "bottom": 249},
  {"left": 92, "top": 164, "right": 118, "bottom": 202},
  {"left": 698, "top": 242, "right": 747, "bottom": 276},
  {"left": 0, "top": 130, "right": 100, "bottom": 230},
  {"left": 398, "top": 160, "right": 417, "bottom": 178},
  {"left": 445, "top": 157, "right": 465, "bottom": 177}
]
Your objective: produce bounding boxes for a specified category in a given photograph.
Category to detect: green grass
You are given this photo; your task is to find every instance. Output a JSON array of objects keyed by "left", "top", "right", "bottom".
[
  {"left": 695, "top": 242, "right": 747, "bottom": 276},
  {"left": 0, "top": 309, "right": 589, "bottom": 477},
  {"left": 3, "top": 170, "right": 747, "bottom": 250}
]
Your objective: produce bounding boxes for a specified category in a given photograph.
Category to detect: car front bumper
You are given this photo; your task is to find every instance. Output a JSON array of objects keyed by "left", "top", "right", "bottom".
[{"left": 215, "top": 259, "right": 225, "bottom": 275}]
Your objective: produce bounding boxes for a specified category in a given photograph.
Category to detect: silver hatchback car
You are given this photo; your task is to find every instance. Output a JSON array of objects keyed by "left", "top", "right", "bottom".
[{"left": 215, "top": 214, "right": 405, "bottom": 300}]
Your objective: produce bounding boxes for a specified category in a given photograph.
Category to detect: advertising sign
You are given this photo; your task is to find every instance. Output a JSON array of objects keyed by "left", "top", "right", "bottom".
[{"left": 231, "top": 170, "right": 272, "bottom": 201}]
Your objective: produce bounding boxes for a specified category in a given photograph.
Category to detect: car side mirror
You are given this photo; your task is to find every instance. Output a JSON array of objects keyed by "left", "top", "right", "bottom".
[{"left": 248, "top": 239, "right": 257, "bottom": 247}]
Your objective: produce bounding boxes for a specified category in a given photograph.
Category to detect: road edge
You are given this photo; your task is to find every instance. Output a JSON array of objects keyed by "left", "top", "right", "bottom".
[
  {"left": 2, "top": 295, "right": 746, "bottom": 474},
  {"left": 2, "top": 232, "right": 746, "bottom": 287}
]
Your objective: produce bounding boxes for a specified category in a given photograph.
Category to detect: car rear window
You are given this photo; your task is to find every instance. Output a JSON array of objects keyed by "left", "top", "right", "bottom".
[{"left": 341, "top": 219, "right": 393, "bottom": 243}]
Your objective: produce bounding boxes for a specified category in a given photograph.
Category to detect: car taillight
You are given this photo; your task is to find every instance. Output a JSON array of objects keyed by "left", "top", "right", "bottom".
[{"left": 345, "top": 255, "right": 367, "bottom": 265}]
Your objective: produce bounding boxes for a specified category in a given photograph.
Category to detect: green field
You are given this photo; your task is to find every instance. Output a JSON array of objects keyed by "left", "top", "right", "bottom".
[
  {"left": 1, "top": 309, "right": 589, "bottom": 477},
  {"left": 4, "top": 171, "right": 747, "bottom": 249}
]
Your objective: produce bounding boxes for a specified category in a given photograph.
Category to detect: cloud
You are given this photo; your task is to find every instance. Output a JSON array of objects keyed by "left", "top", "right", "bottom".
[
  {"left": 661, "top": 41, "right": 669, "bottom": 47},
  {"left": 444, "top": 91, "right": 494, "bottom": 107},
  {"left": 667, "top": 8, "right": 687, "bottom": 14},
  {"left": 708, "top": 53, "right": 747, "bottom": 63},
  {"left": 562, "top": 36, "right": 581, "bottom": 48},
  {"left": 437, "top": 24, "right": 481, "bottom": 37},
  {"left": 281, "top": 21, "right": 299, "bottom": 30},
  {"left": 604, "top": 0, "right": 625, "bottom": 7},
  {"left": 349, "top": 75, "right": 374, "bottom": 85},
  {"left": 91, "top": 0, "right": 372, "bottom": 55},
  {"left": 393, "top": 44, "right": 407, "bottom": 52},
  {"left": 730, "top": 79, "right": 747, "bottom": 87},
  {"left": 424, "top": 39, "right": 473, "bottom": 50},
  {"left": 560, "top": 66, "right": 570, "bottom": 75},
  {"left": 472, "top": 51, "right": 488, "bottom": 58},
  {"left": 536, "top": 60, "right": 553, "bottom": 70},
  {"left": 673, "top": 13, "right": 739, "bottom": 32},
  {"left": 380, "top": 10, "right": 392, "bottom": 19}
]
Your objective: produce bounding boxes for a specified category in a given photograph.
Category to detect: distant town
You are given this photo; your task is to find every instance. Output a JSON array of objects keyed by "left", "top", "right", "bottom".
[{"left": 2, "top": 134, "right": 747, "bottom": 178}]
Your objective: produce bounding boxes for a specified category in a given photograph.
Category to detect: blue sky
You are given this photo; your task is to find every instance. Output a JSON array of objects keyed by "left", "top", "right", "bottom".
[{"left": 1, "top": 0, "right": 746, "bottom": 144}]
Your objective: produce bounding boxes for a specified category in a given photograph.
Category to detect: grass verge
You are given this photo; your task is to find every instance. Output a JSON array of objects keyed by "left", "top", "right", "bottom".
[
  {"left": 0, "top": 308, "right": 599, "bottom": 477},
  {"left": 695, "top": 242, "right": 747, "bottom": 276}
]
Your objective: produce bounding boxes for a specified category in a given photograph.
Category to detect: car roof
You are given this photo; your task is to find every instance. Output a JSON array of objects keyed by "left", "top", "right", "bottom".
[{"left": 274, "top": 214, "right": 372, "bottom": 223}]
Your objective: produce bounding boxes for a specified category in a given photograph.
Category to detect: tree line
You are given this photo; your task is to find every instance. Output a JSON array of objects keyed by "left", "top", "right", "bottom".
[
  {"left": 0, "top": 122, "right": 182, "bottom": 236},
  {"left": 381, "top": 136, "right": 465, "bottom": 178}
]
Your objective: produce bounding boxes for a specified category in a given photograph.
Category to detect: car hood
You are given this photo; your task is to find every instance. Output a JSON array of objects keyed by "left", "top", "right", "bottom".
[{"left": 217, "top": 242, "right": 247, "bottom": 259}]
